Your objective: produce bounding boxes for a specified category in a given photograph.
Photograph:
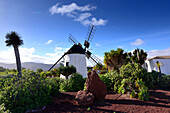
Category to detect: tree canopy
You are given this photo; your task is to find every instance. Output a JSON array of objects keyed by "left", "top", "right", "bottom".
[
  {"left": 104, "top": 48, "right": 147, "bottom": 71},
  {"left": 104, "top": 48, "right": 128, "bottom": 71}
]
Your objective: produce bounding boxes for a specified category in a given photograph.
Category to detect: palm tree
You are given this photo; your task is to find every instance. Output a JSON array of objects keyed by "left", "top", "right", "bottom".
[
  {"left": 5, "top": 31, "right": 23, "bottom": 77},
  {"left": 155, "top": 61, "right": 163, "bottom": 81}
]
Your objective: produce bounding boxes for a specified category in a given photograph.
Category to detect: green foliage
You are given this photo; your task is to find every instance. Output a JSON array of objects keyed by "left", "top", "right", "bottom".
[
  {"left": 99, "top": 72, "right": 114, "bottom": 91},
  {"left": 46, "top": 77, "right": 61, "bottom": 96},
  {"left": 58, "top": 65, "right": 76, "bottom": 79},
  {"left": 144, "top": 71, "right": 170, "bottom": 88},
  {"left": 44, "top": 71, "right": 52, "bottom": 77},
  {"left": 88, "top": 69, "right": 92, "bottom": 73},
  {"left": 117, "top": 63, "right": 150, "bottom": 100},
  {"left": 0, "top": 67, "right": 6, "bottom": 72},
  {"left": 60, "top": 73, "right": 85, "bottom": 92},
  {"left": 87, "top": 107, "right": 90, "bottom": 111},
  {"left": 118, "top": 79, "right": 131, "bottom": 94},
  {"left": 99, "top": 70, "right": 108, "bottom": 74},
  {"left": 99, "top": 70, "right": 119, "bottom": 91},
  {"left": 104, "top": 48, "right": 128, "bottom": 71},
  {"left": 37, "top": 68, "right": 43, "bottom": 73},
  {"left": 119, "top": 63, "right": 146, "bottom": 79},
  {"left": 130, "top": 90, "right": 136, "bottom": 98},
  {"left": 0, "top": 71, "right": 60, "bottom": 113},
  {"left": 138, "top": 87, "right": 149, "bottom": 101},
  {"left": 159, "top": 74, "right": 170, "bottom": 88},
  {"left": 127, "top": 48, "right": 147, "bottom": 65},
  {"left": 135, "top": 79, "right": 149, "bottom": 101},
  {"left": 93, "top": 63, "right": 103, "bottom": 70},
  {"left": 0, "top": 103, "right": 10, "bottom": 113}
]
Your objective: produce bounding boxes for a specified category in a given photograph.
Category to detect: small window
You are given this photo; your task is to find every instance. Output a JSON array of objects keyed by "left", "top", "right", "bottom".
[
  {"left": 146, "top": 63, "right": 148, "bottom": 67},
  {"left": 66, "top": 62, "right": 69, "bottom": 66}
]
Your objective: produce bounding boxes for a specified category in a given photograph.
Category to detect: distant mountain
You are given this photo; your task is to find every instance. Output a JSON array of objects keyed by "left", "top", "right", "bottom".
[{"left": 0, "top": 62, "right": 61, "bottom": 71}]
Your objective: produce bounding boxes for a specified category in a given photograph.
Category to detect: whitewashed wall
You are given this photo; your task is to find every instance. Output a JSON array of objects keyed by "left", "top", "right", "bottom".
[
  {"left": 60, "top": 54, "right": 87, "bottom": 79},
  {"left": 144, "top": 59, "right": 170, "bottom": 75}
]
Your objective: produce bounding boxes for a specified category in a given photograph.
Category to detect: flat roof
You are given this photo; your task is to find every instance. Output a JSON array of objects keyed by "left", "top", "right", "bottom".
[{"left": 147, "top": 56, "right": 170, "bottom": 61}]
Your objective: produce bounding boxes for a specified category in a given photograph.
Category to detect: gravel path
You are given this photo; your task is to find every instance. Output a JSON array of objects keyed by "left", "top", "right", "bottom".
[{"left": 33, "top": 89, "right": 170, "bottom": 113}]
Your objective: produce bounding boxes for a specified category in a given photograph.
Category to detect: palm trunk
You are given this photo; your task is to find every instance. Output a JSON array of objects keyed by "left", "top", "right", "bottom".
[
  {"left": 13, "top": 45, "right": 22, "bottom": 78},
  {"left": 158, "top": 66, "right": 162, "bottom": 81}
]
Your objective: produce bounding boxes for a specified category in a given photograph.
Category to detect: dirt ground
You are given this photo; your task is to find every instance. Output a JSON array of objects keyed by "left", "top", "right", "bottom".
[{"left": 34, "top": 89, "right": 170, "bottom": 113}]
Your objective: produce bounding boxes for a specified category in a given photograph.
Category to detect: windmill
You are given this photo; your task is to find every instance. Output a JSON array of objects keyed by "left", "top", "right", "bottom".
[{"left": 49, "top": 24, "right": 103, "bottom": 78}]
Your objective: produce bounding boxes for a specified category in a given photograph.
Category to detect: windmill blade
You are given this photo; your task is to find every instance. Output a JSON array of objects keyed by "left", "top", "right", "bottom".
[
  {"left": 86, "top": 54, "right": 104, "bottom": 67},
  {"left": 86, "top": 24, "right": 96, "bottom": 42},
  {"left": 48, "top": 54, "right": 66, "bottom": 71},
  {"left": 68, "top": 34, "right": 79, "bottom": 45},
  {"left": 84, "top": 24, "right": 96, "bottom": 49}
]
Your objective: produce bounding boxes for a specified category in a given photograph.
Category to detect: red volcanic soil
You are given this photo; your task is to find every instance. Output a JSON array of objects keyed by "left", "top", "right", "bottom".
[{"left": 34, "top": 89, "right": 170, "bottom": 113}]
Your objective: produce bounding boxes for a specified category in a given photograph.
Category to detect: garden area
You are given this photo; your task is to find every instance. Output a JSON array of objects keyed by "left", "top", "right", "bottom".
[{"left": 0, "top": 62, "right": 170, "bottom": 113}]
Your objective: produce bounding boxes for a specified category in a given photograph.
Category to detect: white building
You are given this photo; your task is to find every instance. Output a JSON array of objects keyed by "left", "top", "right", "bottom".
[
  {"left": 60, "top": 45, "right": 87, "bottom": 78},
  {"left": 143, "top": 56, "right": 170, "bottom": 75}
]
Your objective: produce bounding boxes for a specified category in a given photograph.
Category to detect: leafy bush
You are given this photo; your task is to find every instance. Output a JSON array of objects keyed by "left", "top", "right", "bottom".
[
  {"left": 158, "top": 74, "right": 170, "bottom": 88},
  {"left": 115, "top": 63, "right": 150, "bottom": 100},
  {"left": 46, "top": 77, "right": 62, "bottom": 96},
  {"left": 60, "top": 73, "right": 85, "bottom": 92},
  {"left": 0, "top": 72, "right": 60, "bottom": 113},
  {"left": 0, "top": 67, "right": 6, "bottom": 72},
  {"left": 0, "top": 103, "right": 10, "bottom": 113},
  {"left": 99, "top": 71, "right": 116, "bottom": 91},
  {"left": 99, "top": 70, "right": 108, "bottom": 74},
  {"left": 58, "top": 65, "right": 76, "bottom": 79},
  {"left": 135, "top": 79, "right": 149, "bottom": 101}
]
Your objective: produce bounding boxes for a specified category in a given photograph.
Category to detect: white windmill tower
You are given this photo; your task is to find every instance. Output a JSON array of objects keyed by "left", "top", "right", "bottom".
[{"left": 48, "top": 24, "right": 103, "bottom": 78}]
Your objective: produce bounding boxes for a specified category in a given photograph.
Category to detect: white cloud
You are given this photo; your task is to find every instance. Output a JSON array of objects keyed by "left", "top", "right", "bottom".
[
  {"left": 0, "top": 46, "right": 107, "bottom": 68},
  {"left": 49, "top": 3, "right": 96, "bottom": 15},
  {"left": 82, "top": 17, "right": 107, "bottom": 26},
  {"left": 147, "top": 48, "right": 170, "bottom": 58},
  {"left": 131, "top": 39, "right": 144, "bottom": 46},
  {"left": 49, "top": 3, "right": 107, "bottom": 26},
  {"left": 118, "top": 46, "right": 123, "bottom": 48},
  {"left": 95, "top": 43, "right": 101, "bottom": 47},
  {"left": 0, "top": 47, "right": 69, "bottom": 64},
  {"left": 45, "top": 47, "right": 68, "bottom": 58},
  {"left": 74, "top": 13, "right": 92, "bottom": 21},
  {"left": 46, "top": 40, "right": 53, "bottom": 44}
]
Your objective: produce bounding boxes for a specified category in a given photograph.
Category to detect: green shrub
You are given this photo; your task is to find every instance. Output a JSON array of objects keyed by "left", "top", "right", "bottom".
[
  {"left": 58, "top": 65, "right": 76, "bottom": 79},
  {"left": 118, "top": 78, "right": 132, "bottom": 94},
  {"left": 138, "top": 86, "right": 149, "bottom": 101},
  {"left": 99, "top": 73, "right": 113, "bottom": 91},
  {"left": 130, "top": 90, "right": 136, "bottom": 98},
  {"left": 115, "top": 63, "right": 150, "bottom": 100},
  {"left": 60, "top": 73, "right": 85, "bottom": 92},
  {"left": 99, "top": 70, "right": 119, "bottom": 91},
  {"left": 99, "top": 70, "right": 108, "bottom": 74},
  {"left": 0, "top": 103, "right": 10, "bottom": 113},
  {"left": 135, "top": 79, "right": 149, "bottom": 101},
  {"left": 46, "top": 77, "right": 61, "bottom": 96},
  {"left": 0, "top": 72, "right": 60, "bottom": 113}
]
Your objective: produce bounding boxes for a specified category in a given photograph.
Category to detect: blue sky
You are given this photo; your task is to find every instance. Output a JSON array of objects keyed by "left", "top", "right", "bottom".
[{"left": 0, "top": 0, "right": 170, "bottom": 65}]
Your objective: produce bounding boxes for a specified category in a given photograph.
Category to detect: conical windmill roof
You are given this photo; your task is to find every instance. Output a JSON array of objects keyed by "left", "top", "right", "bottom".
[{"left": 65, "top": 44, "right": 85, "bottom": 55}]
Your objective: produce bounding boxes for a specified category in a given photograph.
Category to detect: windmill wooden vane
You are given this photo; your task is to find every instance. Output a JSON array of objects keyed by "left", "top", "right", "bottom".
[{"left": 49, "top": 24, "right": 103, "bottom": 78}]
